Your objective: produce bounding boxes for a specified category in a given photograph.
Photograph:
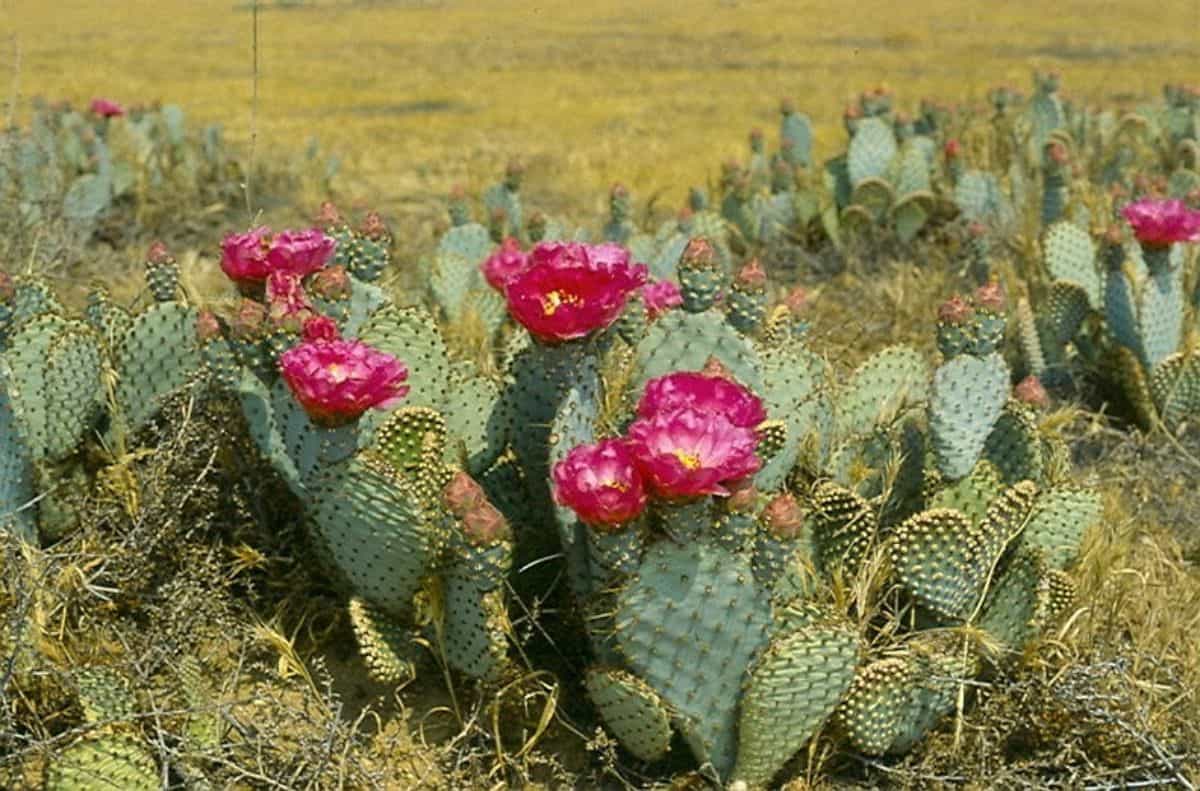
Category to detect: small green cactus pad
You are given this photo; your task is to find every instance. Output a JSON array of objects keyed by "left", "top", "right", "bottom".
[
  {"left": 1139, "top": 266, "right": 1185, "bottom": 370},
  {"left": 74, "top": 667, "right": 136, "bottom": 724},
  {"left": 355, "top": 305, "right": 450, "bottom": 412},
  {"left": 808, "top": 481, "right": 877, "bottom": 577},
  {"left": 1110, "top": 346, "right": 1158, "bottom": 429},
  {"left": 978, "top": 546, "right": 1047, "bottom": 650},
  {"left": 46, "top": 735, "right": 159, "bottom": 791},
  {"left": 1015, "top": 298, "right": 1046, "bottom": 377},
  {"left": 1022, "top": 485, "right": 1101, "bottom": 569},
  {"left": 111, "top": 302, "right": 204, "bottom": 440},
  {"left": 732, "top": 623, "right": 859, "bottom": 787},
  {"left": 3, "top": 315, "right": 103, "bottom": 461},
  {"left": 893, "top": 142, "right": 933, "bottom": 197},
  {"left": 585, "top": 666, "right": 674, "bottom": 763},
  {"left": 927, "top": 461, "right": 1003, "bottom": 527},
  {"left": 372, "top": 406, "right": 447, "bottom": 480},
  {"left": 236, "top": 372, "right": 302, "bottom": 494},
  {"left": 3, "top": 278, "right": 64, "bottom": 337},
  {"left": 892, "top": 193, "right": 931, "bottom": 243},
  {"left": 850, "top": 177, "right": 896, "bottom": 220},
  {"left": 781, "top": 109, "right": 813, "bottom": 168},
  {"left": 614, "top": 541, "right": 773, "bottom": 779},
  {"left": 1043, "top": 221, "right": 1101, "bottom": 309},
  {"left": 84, "top": 290, "right": 133, "bottom": 350},
  {"left": 847, "top": 118, "right": 898, "bottom": 185},
  {"left": 438, "top": 564, "right": 510, "bottom": 681},
  {"left": 306, "top": 454, "right": 442, "bottom": 617},
  {"left": 0, "top": 384, "right": 36, "bottom": 539},
  {"left": 1151, "top": 352, "right": 1200, "bottom": 430},
  {"left": 443, "top": 374, "right": 505, "bottom": 474},
  {"left": 930, "top": 352, "right": 1009, "bottom": 480},
  {"left": 1044, "top": 281, "right": 1092, "bottom": 347},
  {"left": 548, "top": 372, "right": 603, "bottom": 597},
  {"left": 983, "top": 403, "right": 1045, "bottom": 485},
  {"left": 836, "top": 345, "right": 929, "bottom": 438},
  {"left": 1104, "top": 267, "right": 1144, "bottom": 364},
  {"left": 348, "top": 597, "right": 418, "bottom": 684},
  {"left": 837, "top": 656, "right": 917, "bottom": 755},
  {"left": 755, "top": 340, "right": 830, "bottom": 489},
  {"left": 954, "top": 171, "right": 1015, "bottom": 229},
  {"left": 631, "top": 309, "right": 763, "bottom": 396}
]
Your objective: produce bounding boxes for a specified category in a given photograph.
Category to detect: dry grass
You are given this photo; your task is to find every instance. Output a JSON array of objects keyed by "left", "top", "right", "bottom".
[{"left": 8, "top": 0, "right": 1200, "bottom": 225}]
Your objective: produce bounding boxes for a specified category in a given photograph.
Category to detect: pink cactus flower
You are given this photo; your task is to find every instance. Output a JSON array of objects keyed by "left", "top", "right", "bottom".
[
  {"left": 504, "top": 242, "right": 647, "bottom": 343},
  {"left": 552, "top": 439, "right": 648, "bottom": 529},
  {"left": 641, "top": 279, "right": 683, "bottom": 319},
  {"left": 627, "top": 408, "right": 761, "bottom": 498},
  {"left": 266, "top": 272, "right": 315, "bottom": 333},
  {"left": 89, "top": 98, "right": 125, "bottom": 118},
  {"left": 278, "top": 339, "right": 409, "bottom": 427},
  {"left": 1121, "top": 198, "right": 1200, "bottom": 249},
  {"left": 637, "top": 371, "right": 766, "bottom": 429},
  {"left": 301, "top": 315, "right": 340, "bottom": 343},
  {"left": 267, "top": 229, "right": 336, "bottom": 277},
  {"left": 481, "top": 237, "right": 530, "bottom": 291},
  {"left": 220, "top": 227, "right": 274, "bottom": 284}
]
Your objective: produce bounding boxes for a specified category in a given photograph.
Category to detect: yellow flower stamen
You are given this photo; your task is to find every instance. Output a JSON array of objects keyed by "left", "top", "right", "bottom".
[
  {"left": 541, "top": 289, "right": 581, "bottom": 316},
  {"left": 672, "top": 449, "right": 702, "bottom": 470}
]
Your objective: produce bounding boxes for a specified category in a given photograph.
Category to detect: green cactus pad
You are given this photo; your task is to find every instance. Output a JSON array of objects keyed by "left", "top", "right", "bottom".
[
  {"left": 893, "top": 142, "right": 933, "bottom": 197},
  {"left": 837, "top": 656, "right": 917, "bottom": 755},
  {"left": 809, "top": 481, "right": 877, "bottom": 577},
  {"left": 755, "top": 340, "right": 830, "bottom": 489},
  {"left": 46, "top": 735, "right": 158, "bottom": 791},
  {"left": 0, "top": 384, "right": 36, "bottom": 539},
  {"left": 348, "top": 597, "right": 418, "bottom": 685},
  {"left": 1022, "top": 485, "right": 1101, "bottom": 568},
  {"left": 954, "top": 171, "right": 1014, "bottom": 229},
  {"left": 372, "top": 406, "right": 448, "bottom": 480},
  {"left": 732, "top": 623, "right": 859, "bottom": 787},
  {"left": 438, "top": 564, "right": 510, "bottom": 681},
  {"left": 235, "top": 372, "right": 302, "bottom": 494},
  {"left": 850, "top": 177, "right": 895, "bottom": 220},
  {"left": 1015, "top": 299, "right": 1046, "bottom": 377},
  {"left": 585, "top": 666, "right": 674, "bottom": 763},
  {"left": 892, "top": 484, "right": 1040, "bottom": 623},
  {"left": 1110, "top": 346, "right": 1158, "bottom": 429},
  {"left": 1043, "top": 221, "right": 1101, "bottom": 309},
  {"left": 356, "top": 305, "right": 450, "bottom": 412},
  {"left": 443, "top": 373, "right": 505, "bottom": 475},
  {"left": 927, "top": 461, "right": 1003, "bottom": 527},
  {"left": 84, "top": 289, "right": 134, "bottom": 350},
  {"left": 3, "top": 315, "right": 103, "bottom": 461},
  {"left": 111, "top": 302, "right": 204, "bottom": 440},
  {"left": 892, "top": 194, "right": 931, "bottom": 243},
  {"left": 614, "top": 541, "right": 773, "bottom": 778},
  {"left": 836, "top": 345, "right": 929, "bottom": 438},
  {"left": 983, "top": 403, "right": 1045, "bottom": 485},
  {"left": 1044, "top": 281, "right": 1092, "bottom": 348},
  {"left": 1139, "top": 266, "right": 1185, "bottom": 369},
  {"left": 306, "top": 454, "right": 443, "bottom": 617},
  {"left": 978, "top": 546, "right": 1047, "bottom": 650},
  {"left": 1104, "top": 267, "right": 1144, "bottom": 364},
  {"left": 930, "top": 352, "right": 1009, "bottom": 480},
  {"left": 632, "top": 310, "right": 763, "bottom": 396},
  {"left": 847, "top": 117, "right": 898, "bottom": 185},
  {"left": 1151, "top": 352, "right": 1200, "bottom": 430},
  {"left": 74, "top": 667, "right": 136, "bottom": 724}
]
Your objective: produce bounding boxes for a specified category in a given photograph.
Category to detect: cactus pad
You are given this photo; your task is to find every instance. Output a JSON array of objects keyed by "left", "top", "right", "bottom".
[
  {"left": 1043, "top": 221, "right": 1102, "bottom": 309},
  {"left": 585, "top": 666, "right": 674, "bottom": 763},
  {"left": 47, "top": 735, "right": 158, "bottom": 791},
  {"left": 111, "top": 302, "right": 204, "bottom": 440},
  {"left": 1022, "top": 485, "right": 1101, "bottom": 568},
  {"left": 348, "top": 597, "right": 418, "bottom": 684},
  {"left": 930, "top": 352, "right": 1009, "bottom": 480},
  {"left": 836, "top": 345, "right": 928, "bottom": 438},
  {"left": 632, "top": 310, "right": 763, "bottom": 396}
]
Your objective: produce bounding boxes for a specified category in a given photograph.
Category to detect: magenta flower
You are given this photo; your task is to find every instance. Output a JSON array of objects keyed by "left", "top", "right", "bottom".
[
  {"left": 266, "top": 272, "right": 315, "bottom": 332},
  {"left": 627, "top": 408, "right": 760, "bottom": 498},
  {"left": 552, "top": 439, "right": 648, "bottom": 529},
  {"left": 267, "top": 229, "right": 336, "bottom": 277},
  {"left": 90, "top": 98, "right": 125, "bottom": 118},
  {"left": 481, "top": 237, "right": 530, "bottom": 291},
  {"left": 504, "top": 242, "right": 647, "bottom": 343},
  {"left": 220, "top": 227, "right": 273, "bottom": 284},
  {"left": 1121, "top": 198, "right": 1200, "bottom": 249},
  {"left": 279, "top": 339, "right": 409, "bottom": 427},
  {"left": 642, "top": 279, "right": 683, "bottom": 319},
  {"left": 637, "top": 371, "right": 766, "bottom": 429}
]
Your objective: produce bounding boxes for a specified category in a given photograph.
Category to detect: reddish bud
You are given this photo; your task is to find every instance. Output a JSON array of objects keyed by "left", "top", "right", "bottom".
[
  {"left": 359, "top": 211, "right": 389, "bottom": 241},
  {"left": 937, "top": 295, "right": 974, "bottom": 325},
  {"left": 762, "top": 493, "right": 804, "bottom": 539},
  {"left": 231, "top": 299, "right": 267, "bottom": 339},
  {"left": 314, "top": 201, "right": 342, "bottom": 228},
  {"left": 195, "top": 310, "right": 221, "bottom": 343},
  {"left": 944, "top": 139, "right": 962, "bottom": 159},
  {"left": 784, "top": 286, "right": 808, "bottom": 315},
  {"left": 680, "top": 237, "right": 716, "bottom": 270},
  {"left": 974, "top": 281, "right": 1006, "bottom": 313},
  {"left": 726, "top": 478, "right": 759, "bottom": 513},
  {"left": 445, "top": 470, "right": 487, "bottom": 518},
  {"left": 1047, "top": 141, "right": 1070, "bottom": 166},
  {"left": 146, "top": 240, "right": 173, "bottom": 265},
  {"left": 310, "top": 265, "right": 352, "bottom": 300},
  {"left": 463, "top": 501, "right": 510, "bottom": 546},
  {"left": 301, "top": 315, "right": 340, "bottom": 343},
  {"left": 0, "top": 271, "right": 14, "bottom": 303},
  {"left": 734, "top": 258, "right": 767, "bottom": 291},
  {"left": 1014, "top": 375, "right": 1050, "bottom": 409},
  {"left": 701, "top": 355, "right": 735, "bottom": 382}
]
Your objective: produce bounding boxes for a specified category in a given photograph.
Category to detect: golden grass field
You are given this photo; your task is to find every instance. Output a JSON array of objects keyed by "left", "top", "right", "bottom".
[{"left": 8, "top": 0, "right": 1200, "bottom": 219}]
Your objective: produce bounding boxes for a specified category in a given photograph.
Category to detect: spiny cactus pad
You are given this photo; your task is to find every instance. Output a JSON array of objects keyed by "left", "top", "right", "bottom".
[
  {"left": 348, "top": 597, "right": 419, "bottom": 684},
  {"left": 732, "top": 623, "right": 859, "bottom": 787},
  {"left": 632, "top": 309, "right": 763, "bottom": 396},
  {"left": 111, "top": 302, "right": 204, "bottom": 441},
  {"left": 46, "top": 735, "right": 159, "bottom": 791},
  {"left": 1022, "top": 485, "right": 1101, "bottom": 568},
  {"left": 808, "top": 482, "right": 877, "bottom": 577},
  {"left": 614, "top": 541, "right": 773, "bottom": 778},
  {"left": 1043, "top": 221, "right": 1102, "bottom": 309},
  {"left": 585, "top": 666, "right": 674, "bottom": 763},
  {"left": 930, "top": 352, "right": 1009, "bottom": 480},
  {"left": 836, "top": 345, "right": 929, "bottom": 438}
]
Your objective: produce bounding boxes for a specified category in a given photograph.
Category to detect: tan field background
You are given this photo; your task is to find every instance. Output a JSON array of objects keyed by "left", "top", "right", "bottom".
[{"left": 6, "top": 0, "right": 1200, "bottom": 220}]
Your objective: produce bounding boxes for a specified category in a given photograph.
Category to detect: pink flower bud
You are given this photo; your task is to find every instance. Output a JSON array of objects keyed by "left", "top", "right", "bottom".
[
  {"left": 301, "top": 315, "right": 340, "bottom": 343},
  {"left": 481, "top": 237, "right": 530, "bottom": 292},
  {"left": 641, "top": 279, "right": 683, "bottom": 320},
  {"left": 462, "top": 501, "right": 511, "bottom": 546},
  {"left": 784, "top": 286, "right": 808, "bottom": 315},
  {"left": 552, "top": 439, "right": 648, "bottom": 529},
  {"left": 1121, "top": 198, "right": 1200, "bottom": 249},
  {"left": 734, "top": 258, "right": 767, "bottom": 291},
  {"left": 679, "top": 237, "right": 716, "bottom": 270},
  {"left": 762, "top": 493, "right": 804, "bottom": 539},
  {"left": 314, "top": 201, "right": 342, "bottom": 228},
  {"left": 195, "top": 310, "right": 222, "bottom": 343},
  {"left": 310, "top": 265, "right": 352, "bottom": 300},
  {"left": 974, "top": 281, "right": 1006, "bottom": 313},
  {"left": 359, "top": 211, "right": 389, "bottom": 241},
  {"left": 445, "top": 470, "right": 486, "bottom": 518},
  {"left": 0, "top": 271, "right": 14, "bottom": 303},
  {"left": 147, "top": 240, "right": 173, "bottom": 265},
  {"left": 1014, "top": 375, "right": 1050, "bottom": 409},
  {"left": 231, "top": 299, "right": 267, "bottom": 339},
  {"left": 89, "top": 97, "right": 125, "bottom": 118},
  {"left": 944, "top": 139, "right": 961, "bottom": 159},
  {"left": 937, "top": 295, "right": 974, "bottom": 325}
]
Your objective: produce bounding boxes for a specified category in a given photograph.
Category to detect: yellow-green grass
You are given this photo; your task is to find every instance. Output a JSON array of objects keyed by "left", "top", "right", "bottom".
[{"left": 8, "top": 0, "right": 1200, "bottom": 220}]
